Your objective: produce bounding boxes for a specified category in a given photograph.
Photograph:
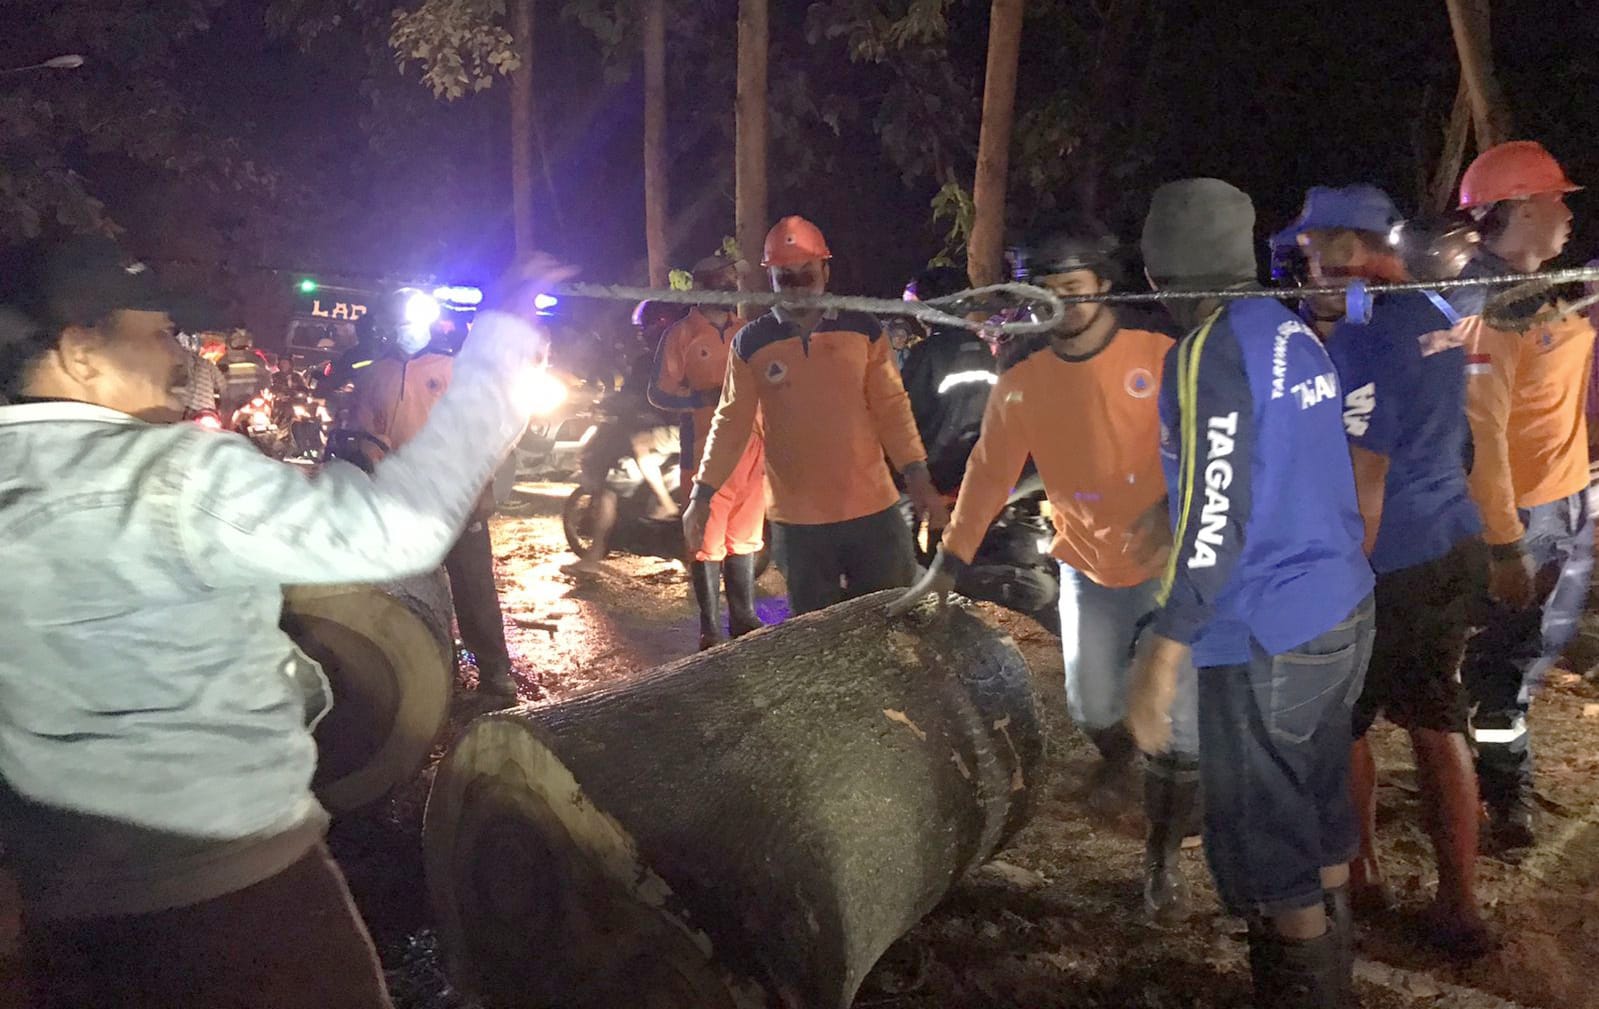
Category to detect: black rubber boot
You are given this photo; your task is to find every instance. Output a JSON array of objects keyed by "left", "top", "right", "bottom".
[
  {"left": 690, "top": 560, "right": 727, "bottom": 650},
  {"left": 723, "top": 553, "right": 763, "bottom": 638},
  {"left": 1324, "top": 885, "right": 1360, "bottom": 1008},
  {"left": 1143, "top": 754, "right": 1199, "bottom": 923},
  {"left": 1248, "top": 923, "right": 1349, "bottom": 1009},
  {"left": 1081, "top": 724, "right": 1140, "bottom": 811},
  {"left": 1476, "top": 734, "right": 1535, "bottom": 853}
]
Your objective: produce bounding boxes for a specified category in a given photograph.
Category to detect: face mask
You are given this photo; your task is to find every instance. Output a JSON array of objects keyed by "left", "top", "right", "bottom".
[{"left": 396, "top": 322, "right": 432, "bottom": 356}]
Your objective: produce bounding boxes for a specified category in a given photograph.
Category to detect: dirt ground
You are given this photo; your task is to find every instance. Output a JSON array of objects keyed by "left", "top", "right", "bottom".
[
  {"left": 6, "top": 481, "right": 1599, "bottom": 1009},
  {"left": 349, "top": 482, "right": 1599, "bottom": 1009}
]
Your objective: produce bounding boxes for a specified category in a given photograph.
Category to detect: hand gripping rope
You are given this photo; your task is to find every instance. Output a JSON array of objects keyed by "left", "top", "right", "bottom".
[{"left": 555, "top": 264, "right": 1599, "bottom": 335}]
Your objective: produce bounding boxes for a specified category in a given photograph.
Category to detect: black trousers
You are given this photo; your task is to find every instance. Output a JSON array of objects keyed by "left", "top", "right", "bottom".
[
  {"left": 443, "top": 520, "right": 512, "bottom": 678},
  {"left": 771, "top": 505, "right": 917, "bottom": 615}
]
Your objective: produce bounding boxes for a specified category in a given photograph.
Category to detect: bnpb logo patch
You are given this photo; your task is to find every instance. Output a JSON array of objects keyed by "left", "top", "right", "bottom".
[
  {"left": 764, "top": 360, "right": 789, "bottom": 384},
  {"left": 1124, "top": 367, "right": 1155, "bottom": 399}
]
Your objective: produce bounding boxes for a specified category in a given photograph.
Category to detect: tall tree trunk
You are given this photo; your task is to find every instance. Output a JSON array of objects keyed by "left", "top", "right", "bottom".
[
  {"left": 1444, "top": 0, "right": 1513, "bottom": 150},
  {"left": 1428, "top": 77, "right": 1474, "bottom": 214},
  {"left": 643, "top": 0, "right": 670, "bottom": 287},
  {"left": 968, "top": 0, "right": 1024, "bottom": 288},
  {"left": 735, "top": 0, "right": 769, "bottom": 293},
  {"left": 509, "top": 0, "right": 536, "bottom": 256}
]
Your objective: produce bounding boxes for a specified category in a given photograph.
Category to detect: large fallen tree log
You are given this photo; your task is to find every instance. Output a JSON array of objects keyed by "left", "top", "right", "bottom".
[
  {"left": 282, "top": 570, "right": 455, "bottom": 813},
  {"left": 423, "top": 591, "right": 1043, "bottom": 1009}
]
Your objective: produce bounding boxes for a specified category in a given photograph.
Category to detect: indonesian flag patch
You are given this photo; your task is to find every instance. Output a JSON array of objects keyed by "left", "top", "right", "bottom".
[{"left": 1465, "top": 353, "right": 1493, "bottom": 376}]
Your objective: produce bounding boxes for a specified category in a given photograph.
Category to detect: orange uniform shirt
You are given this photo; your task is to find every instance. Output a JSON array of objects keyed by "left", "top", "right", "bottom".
[
  {"left": 696, "top": 309, "right": 926, "bottom": 526},
  {"left": 941, "top": 330, "right": 1172, "bottom": 588},
  {"left": 1457, "top": 310, "right": 1596, "bottom": 544},
  {"left": 650, "top": 307, "right": 743, "bottom": 470},
  {"left": 348, "top": 352, "right": 453, "bottom": 451}
]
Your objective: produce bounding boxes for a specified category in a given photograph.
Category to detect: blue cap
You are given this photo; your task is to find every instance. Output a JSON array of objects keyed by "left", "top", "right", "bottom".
[{"left": 1271, "top": 185, "right": 1404, "bottom": 249}]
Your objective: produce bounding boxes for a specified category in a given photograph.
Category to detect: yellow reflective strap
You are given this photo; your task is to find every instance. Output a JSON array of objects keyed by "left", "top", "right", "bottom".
[{"left": 1157, "top": 308, "right": 1223, "bottom": 605}]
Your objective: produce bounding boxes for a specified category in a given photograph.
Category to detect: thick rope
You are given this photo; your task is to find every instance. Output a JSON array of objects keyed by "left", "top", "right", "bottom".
[
  {"left": 554, "top": 282, "right": 1069, "bottom": 335},
  {"left": 555, "top": 265, "right": 1599, "bottom": 335}
]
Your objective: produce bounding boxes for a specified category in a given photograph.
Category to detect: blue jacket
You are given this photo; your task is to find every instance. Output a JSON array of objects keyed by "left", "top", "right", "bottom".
[
  {"left": 1325, "top": 291, "right": 1481, "bottom": 574},
  {"left": 1153, "top": 298, "right": 1374, "bottom": 665}
]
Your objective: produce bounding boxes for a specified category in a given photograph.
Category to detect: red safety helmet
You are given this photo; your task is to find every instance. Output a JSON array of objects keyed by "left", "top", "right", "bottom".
[
  {"left": 1459, "top": 141, "right": 1582, "bottom": 210},
  {"left": 761, "top": 216, "right": 832, "bottom": 268}
]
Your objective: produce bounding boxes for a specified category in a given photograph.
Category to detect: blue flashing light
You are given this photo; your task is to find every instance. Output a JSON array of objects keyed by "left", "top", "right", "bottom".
[
  {"left": 433, "top": 285, "right": 484, "bottom": 307},
  {"left": 533, "top": 293, "right": 559, "bottom": 311}
]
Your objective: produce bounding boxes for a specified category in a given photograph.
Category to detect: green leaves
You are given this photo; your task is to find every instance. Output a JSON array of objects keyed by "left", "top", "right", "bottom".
[{"left": 389, "top": 0, "right": 520, "bottom": 100}]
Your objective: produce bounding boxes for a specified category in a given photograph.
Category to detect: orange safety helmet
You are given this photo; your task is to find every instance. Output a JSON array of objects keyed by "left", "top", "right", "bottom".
[
  {"left": 1459, "top": 141, "right": 1582, "bottom": 210},
  {"left": 761, "top": 215, "right": 833, "bottom": 268}
]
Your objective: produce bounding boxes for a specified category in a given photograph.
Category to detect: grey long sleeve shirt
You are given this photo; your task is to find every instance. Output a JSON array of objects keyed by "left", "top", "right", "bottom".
[{"left": 0, "top": 310, "right": 537, "bottom": 918}]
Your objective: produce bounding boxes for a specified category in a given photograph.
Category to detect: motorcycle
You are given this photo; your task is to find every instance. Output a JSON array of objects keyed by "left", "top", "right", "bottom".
[
  {"left": 513, "top": 366, "right": 603, "bottom": 481},
  {"left": 916, "top": 470, "right": 1061, "bottom": 636},
  {"left": 561, "top": 397, "right": 772, "bottom": 576}
]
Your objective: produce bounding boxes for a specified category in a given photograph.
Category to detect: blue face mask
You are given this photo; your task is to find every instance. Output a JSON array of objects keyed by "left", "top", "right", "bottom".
[{"left": 396, "top": 322, "right": 431, "bottom": 356}]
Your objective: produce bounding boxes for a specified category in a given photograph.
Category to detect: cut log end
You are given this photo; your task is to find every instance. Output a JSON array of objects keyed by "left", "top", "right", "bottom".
[
  {"left": 423, "top": 718, "right": 760, "bottom": 1009},
  {"left": 283, "top": 572, "right": 454, "bottom": 814}
]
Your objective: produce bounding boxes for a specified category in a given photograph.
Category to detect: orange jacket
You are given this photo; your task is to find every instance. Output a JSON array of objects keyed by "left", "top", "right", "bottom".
[
  {"left": 941, "top": 330, "right": 1172, "bottom": 588},
  {"left": 348, "top": 353, "right": 454, "bottom": 453},
  {"left": 1457, "top": 310, "right": 1595, "bottom": 544},
  {"left": 696, "top": 309, "right": 926, "bottom": 525},
  {"left": 649, "top": 307, "right": 744, "bottom": 471}
]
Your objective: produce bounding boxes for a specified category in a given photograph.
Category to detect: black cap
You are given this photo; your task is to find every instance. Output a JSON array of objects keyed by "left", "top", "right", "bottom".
[{"left": 36, "top": 237, "right": 169, "bottom": 327}]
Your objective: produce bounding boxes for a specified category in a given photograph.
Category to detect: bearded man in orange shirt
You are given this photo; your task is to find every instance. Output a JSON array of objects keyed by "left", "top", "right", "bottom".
[{"left": 891, "top": 231, "right": 1197, "bottom": 922}]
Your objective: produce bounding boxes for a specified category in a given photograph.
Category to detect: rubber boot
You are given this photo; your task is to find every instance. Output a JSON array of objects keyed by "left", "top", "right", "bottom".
[
  {"left": 1143, "top": 754, "right": 1199, "bottom": 923},
  {"left": 1248, "top": 924, "right": 1349, "bottom": 1009},
  {"left": 723, "top": 553, "right": 763, "bottom": 638},
  {"left": 1083, "top": 724, "right": 1141, "bottom": 812},
  {"left": 690, "top": 560, "right": 727, "bottom": 650},
  {"left": 1323, "top": 886, "right": 1358, "bottom": 1008},
  {"left": 1475, "top": 727, "right": 1534, "bottom": 853}
]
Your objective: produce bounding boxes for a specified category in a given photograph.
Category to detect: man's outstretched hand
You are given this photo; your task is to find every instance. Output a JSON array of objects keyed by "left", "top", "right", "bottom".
[{"left": 482, "top": 255, "right": 579, "bottom": 325}]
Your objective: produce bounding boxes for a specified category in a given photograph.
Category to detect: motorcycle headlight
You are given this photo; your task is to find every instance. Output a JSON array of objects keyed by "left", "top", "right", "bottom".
[{"left": 514, "top": 368, "right": 569, "bottom": 418}]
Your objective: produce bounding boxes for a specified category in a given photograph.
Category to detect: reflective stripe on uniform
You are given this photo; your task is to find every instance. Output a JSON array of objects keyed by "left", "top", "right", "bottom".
[
  {"left": 1470, "top": 715, "right": 1527, "bottom": 744},
  {"left": 1157, "top": 309, "right": 1222, "bottom": 606}
]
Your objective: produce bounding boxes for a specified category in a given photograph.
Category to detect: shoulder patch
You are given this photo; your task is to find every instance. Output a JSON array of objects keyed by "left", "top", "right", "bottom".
[
  {"left": 831, "top": 310, "right": 883, "bottom": 341},
  {"left": 732, "top": 314, "right": 792, "bottom": 362}
]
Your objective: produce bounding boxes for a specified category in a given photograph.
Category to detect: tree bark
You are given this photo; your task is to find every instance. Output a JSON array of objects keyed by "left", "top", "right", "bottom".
[
  {"left": 643, "top": 0, "right": 670, "bottom": 287},
  {"left": 509, "top": 0, "right": 537, "bottom": 256},
  {"left": 968, "top": 0, "right": 1025, "bottom": 288},
  {"left": 735, "top": 0, "right": 769, "bottom": 293},
  {"left": 1428, "top": 77, "right": 1474, "bottom": 214},
  {"left": 1444, "top": 0, "right": 1513, "bottom": 151},
  {"left": 282, "top": 571, "right": 454, "bottom": 814},
  {"left": 424, "top": 593, "right": 1044, "bottom": 1009}
]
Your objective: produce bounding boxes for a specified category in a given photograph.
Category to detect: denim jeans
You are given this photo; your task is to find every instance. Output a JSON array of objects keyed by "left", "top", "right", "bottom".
[
  {"left": 1462, "top": 491, "right": 1594, "bottom": 799},
  {"left": 1058, "top": 565, "right": 1199, "bottom": 758},
  {"left": 1199, "top": 595, "right": 1375, "bottom": 917}
]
